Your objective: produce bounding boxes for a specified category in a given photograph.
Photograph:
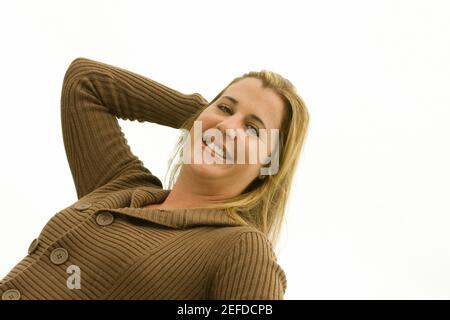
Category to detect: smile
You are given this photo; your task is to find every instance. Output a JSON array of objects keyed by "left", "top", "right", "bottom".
[{"left": 202, "top": 138, "right": 229, "bottom": 161}]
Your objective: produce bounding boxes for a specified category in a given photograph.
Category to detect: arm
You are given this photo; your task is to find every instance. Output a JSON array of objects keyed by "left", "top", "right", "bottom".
[
  {"left": 210, "top": 232, "right": 287, "bottom": 300},
  {"left": 61, "top": 57, "right": 208, "bottom": 199}
]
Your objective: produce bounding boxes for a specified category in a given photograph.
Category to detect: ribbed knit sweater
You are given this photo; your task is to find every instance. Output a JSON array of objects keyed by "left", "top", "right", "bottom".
[{"left": 0, "top": 58, "right": 287, "bottom": 300}]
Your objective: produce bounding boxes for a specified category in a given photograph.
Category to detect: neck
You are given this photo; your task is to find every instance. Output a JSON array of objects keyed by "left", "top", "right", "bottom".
[{"left": 158, "top": 166, "right": 242, "bottom": 209}]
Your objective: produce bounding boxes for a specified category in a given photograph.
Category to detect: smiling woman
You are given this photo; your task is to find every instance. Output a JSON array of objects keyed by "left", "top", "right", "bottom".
[
  {"left": 0, "top": 57, "right": 309, "bottom": 300},
  {"left": 166, "top": 66, "right": 309, "bottom": 247}
]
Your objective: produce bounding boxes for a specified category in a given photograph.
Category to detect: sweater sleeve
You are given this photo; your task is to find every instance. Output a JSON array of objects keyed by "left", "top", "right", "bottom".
[
  {"left": 60, "top": 57, "right": 209, "bottom": 199},
  {"left": 210, "top": 231, "right": 287, "bottom": 300}
]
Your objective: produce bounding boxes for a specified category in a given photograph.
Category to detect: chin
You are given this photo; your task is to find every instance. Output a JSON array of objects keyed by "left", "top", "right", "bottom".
[
  {"left": 183, "top": 140, "right": 236, "bottom": 179},
  {"left": 188, "top": 162, "right": 231, "bottom": 180}
]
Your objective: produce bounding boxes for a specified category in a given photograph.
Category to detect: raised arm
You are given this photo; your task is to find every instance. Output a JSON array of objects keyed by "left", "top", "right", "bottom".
[{"left": 60, "top": 57, "right": 208, "bottom": 199}]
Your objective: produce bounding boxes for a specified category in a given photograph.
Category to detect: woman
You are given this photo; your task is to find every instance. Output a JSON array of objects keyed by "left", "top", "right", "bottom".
[{"left": 0, "top": 57, "right": 309, "bottom": 300}]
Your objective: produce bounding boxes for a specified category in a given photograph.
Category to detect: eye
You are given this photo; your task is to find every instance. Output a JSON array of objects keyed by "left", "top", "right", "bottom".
[
  {"left": 217, "top": 104, "right": 261, "bottom": 138},
  {"left": 246, "top": 125, "right": 260, "bottom": 137},
  {"left": 217, "top": 104, "right": 232, "bottom": 114}
]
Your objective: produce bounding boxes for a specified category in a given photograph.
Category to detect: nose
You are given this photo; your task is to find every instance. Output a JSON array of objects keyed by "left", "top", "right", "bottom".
[{"left": 215, "top": 116, "right": 244, "bottom": 141}]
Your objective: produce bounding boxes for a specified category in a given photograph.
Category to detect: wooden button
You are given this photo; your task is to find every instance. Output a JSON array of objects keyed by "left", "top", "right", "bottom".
[
  {"left": 28, "top": 238, "right": 40, "bottom": 255},
  {"left": 96, "top": 212, "right": 114, "bottom": 226},
  {"left": 50, "top": 248, "right": 69, "bottom": 265},
  {"left": 73, "top": 202, "right": 92, "bottom": 211},
  {"left": 2, "top": 289, "right": 21, "bottom": 300}
]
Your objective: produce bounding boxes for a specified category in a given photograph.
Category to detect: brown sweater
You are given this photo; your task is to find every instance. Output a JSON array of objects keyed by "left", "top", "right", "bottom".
[{"left": 0, "top": 58, "right": 287, "bottom": 300}]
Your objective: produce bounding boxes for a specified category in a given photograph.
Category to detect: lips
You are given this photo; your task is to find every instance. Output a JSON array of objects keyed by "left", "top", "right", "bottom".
[{"left": 202, "top": 135, "right": 232, "bottom": 161}]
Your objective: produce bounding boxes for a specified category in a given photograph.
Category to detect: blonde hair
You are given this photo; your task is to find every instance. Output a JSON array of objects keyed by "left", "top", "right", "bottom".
[{"left": 164, "top": 70, "right": 309, "bottom": 248}]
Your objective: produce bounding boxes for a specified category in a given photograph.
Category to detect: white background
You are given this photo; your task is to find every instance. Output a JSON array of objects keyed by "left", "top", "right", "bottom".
[{"left": 1, "top": 0, "right": 449, "bottom": 299}]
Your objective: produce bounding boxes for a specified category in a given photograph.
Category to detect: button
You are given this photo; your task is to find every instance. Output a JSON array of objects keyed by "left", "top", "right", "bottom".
[
  {"left": 50, "top": 248, "right": 69, "bottom": 265},
  {"left": 73, "top": 202, "right": 92, "bottom": 211},
  {"left": 96, "top": 212, "right": 114, "bottom": 226},
  {"left": 28, "top": 238, "right": 40, "bottom": 254},
  {"left": 2, "top": 289, "right": 21, "bottom": 300}
]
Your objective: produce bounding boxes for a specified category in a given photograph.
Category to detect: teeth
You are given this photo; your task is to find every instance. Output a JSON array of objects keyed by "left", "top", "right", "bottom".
[
  {"left": 207, "top": 142, "right": 224, "bottom": 157},
  {"left": 205, "top": 140, "right": 225, "bottom": 158}
]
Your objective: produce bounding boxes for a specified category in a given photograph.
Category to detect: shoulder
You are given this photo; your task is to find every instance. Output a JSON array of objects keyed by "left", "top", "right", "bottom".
[
  {"left": 208, "top": 226, "right": 278, "bottom": 260},
  {"left": 226, "top": 228, "right": 280, "bottom": 264},
  {"left": 208, "top": 227, "right": 287, "bottom": 299},
  {"left": 221, "top": 226, "right": 276, "bottom": 250},
  {"left": 206, "top": 225, "right": 273, "bottom": 252}
]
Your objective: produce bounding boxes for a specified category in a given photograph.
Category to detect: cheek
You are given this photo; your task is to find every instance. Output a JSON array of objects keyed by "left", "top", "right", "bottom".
[
  {"left": 188, "top": 114, "right": 215, "bottom": 139},
  {"left": 218, "top": 131, "right": 266, "bottom": 166},
  {"left": 236, "top": 137, "right": 268, "bottom": 166},
  {"left": 262, "top": 129, "right": 280, "bottom": 158},
  {"left": 198, "top": 107, "right": 221, "bottom": 124},
  {"left": 194, "top": 114, "right": 220, "bottom": 135},
  {"left": 198, "top": 114, "right": 214, "bottom": 125}
]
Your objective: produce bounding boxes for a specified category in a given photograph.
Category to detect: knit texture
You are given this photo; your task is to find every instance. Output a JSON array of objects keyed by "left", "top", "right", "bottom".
[{"left": 0, "top": 58, "right": 287, "bottom": 300}]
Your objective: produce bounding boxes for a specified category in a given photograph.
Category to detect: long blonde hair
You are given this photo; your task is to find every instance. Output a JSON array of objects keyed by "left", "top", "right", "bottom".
[{"left": 164, "top": 70, "right": 309, "bottom": 248}]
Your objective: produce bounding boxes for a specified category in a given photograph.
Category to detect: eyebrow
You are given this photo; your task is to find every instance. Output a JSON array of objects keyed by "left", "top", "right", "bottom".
[{"left": 221, "top": 95, "right": 267, "bottom": 129}]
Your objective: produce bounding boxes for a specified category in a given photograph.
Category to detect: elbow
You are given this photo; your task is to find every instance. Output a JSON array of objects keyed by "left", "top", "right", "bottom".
[{"left": 62, "top": 57, "right": 93, "bottom": 86}]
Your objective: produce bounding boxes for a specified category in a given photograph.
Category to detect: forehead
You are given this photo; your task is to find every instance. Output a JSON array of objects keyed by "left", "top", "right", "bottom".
[{"left": 220, "top": 77, "right": 285, "bottom": 129}]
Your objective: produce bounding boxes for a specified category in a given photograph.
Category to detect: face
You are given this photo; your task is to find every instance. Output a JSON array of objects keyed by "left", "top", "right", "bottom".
[{"left": 183, "top": 77, "right": 285, "bottom": 193}]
